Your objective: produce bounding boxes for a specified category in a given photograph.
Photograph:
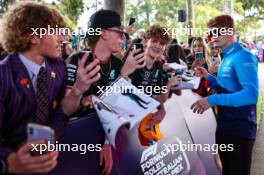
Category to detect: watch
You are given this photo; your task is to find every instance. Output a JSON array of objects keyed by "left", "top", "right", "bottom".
[{"left": 0, "top": 159, "right": 7, "bottom": 174}]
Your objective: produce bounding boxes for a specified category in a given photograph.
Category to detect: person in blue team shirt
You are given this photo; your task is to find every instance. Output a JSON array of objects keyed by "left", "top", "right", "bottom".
[{"left": 191, "top": 15, "right": 258, "bottom": 175}]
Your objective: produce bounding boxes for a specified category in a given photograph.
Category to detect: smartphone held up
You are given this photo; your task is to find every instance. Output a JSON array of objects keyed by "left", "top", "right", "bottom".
[
  {"left": 132, "top": 43, "right": 145, "bottom": 65},
  {"left": 27, "top": 123, "right": 55, "bottom": 156},
  {"left": 195, "top": 52, "right": 204, "bottom": 60}
]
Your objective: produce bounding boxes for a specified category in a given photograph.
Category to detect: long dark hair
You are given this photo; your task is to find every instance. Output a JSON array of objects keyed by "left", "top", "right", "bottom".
[{"left": 166, "top": 44, "right": 186, "bottom": 64}]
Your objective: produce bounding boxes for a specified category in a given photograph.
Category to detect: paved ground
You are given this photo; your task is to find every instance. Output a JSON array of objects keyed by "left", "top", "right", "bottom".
[{"left": 251, "top": 63, "right": 264, "bottom": 175}]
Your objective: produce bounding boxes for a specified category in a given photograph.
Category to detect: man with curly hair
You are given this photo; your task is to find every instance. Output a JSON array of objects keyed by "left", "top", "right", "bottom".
[{"left": 0, "top": 1, "right": 98, "bottom": 174}]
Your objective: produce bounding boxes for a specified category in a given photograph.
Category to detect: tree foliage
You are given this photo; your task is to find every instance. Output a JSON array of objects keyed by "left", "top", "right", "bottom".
[
  {"left": 45, "top": 0, "right": 85, "bottom": 28},
  {"left": 0, "top": 0, "right": 15, "bottom": 13},
  {"left": 125, "top": 0, "right": 264, "bottom": 41},
  {"left": 58, "top": 0, "right": 85, "bottom": 24}
]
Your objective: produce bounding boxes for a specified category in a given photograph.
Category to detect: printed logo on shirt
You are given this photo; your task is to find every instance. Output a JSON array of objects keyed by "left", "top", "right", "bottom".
[
  {"left": 154, "top": 70, "right": 159, "bottom": 78},
  {"left": 144, "top": 71, "right": 151, "bottom": 80},
  {"left": 67, "top": 77, "right": 75, "bottom": 82},
  {"left": 243, "top": 62, "right": 255, "bottom": 67},
  {"left": 67, "top": 64, "right": 77, "bottom": 69},
  {"left": 67, "top": 64, "right": 77, "bottom": 83},
  {"left": 109, "top": 69, "right": 116, "bottom": 80},
  {"left": 67, "top": 68, "right": 76, "bottom": 73},
  {"left": 221, "top": 67, "right": 232, "bottom": 78},
  {"left": 67, "top": 72, "right": 75, "bottom": 78}
]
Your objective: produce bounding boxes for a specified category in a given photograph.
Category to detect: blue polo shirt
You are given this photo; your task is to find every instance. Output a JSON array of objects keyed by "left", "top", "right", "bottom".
[{"left": 206, "top": 42, "right": 259, "bottom": 139}]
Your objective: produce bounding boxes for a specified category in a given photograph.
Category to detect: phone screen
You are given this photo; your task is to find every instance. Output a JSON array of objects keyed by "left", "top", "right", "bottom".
[
  {"left": 132, "top": 43, "right": 144, "bottom": 55},
  {"left": 27, "top": 123, "right": 55, "bottom": 156},
  {"left": 132, "top": 43, "right": 144, "bottom": 65},
  {"left": 195, "top": 52, "right": 204, "bottom": 60}
]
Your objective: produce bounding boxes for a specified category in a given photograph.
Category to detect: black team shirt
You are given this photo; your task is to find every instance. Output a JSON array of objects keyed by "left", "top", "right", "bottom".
[
  {"left": 66, "top": 51, "right": 123, "bottom": 117},
  {"left": 129, "top": 60, "right": 169, "bottom": 97}
]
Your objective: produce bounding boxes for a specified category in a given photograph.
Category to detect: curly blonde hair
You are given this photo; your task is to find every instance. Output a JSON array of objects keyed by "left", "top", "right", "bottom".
[{"left": 0, "top": 1, "right": 66, "bottom": 54}]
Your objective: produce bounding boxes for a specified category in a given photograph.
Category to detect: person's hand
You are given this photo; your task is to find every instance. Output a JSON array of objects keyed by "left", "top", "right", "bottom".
[
  {"left": 147, "top": 109, "right": 166, "bottom": 127},
  {"left": 168, "top": 75, "right": 182, "bottom": 88},
  {"left": 73, "top": 52, "right": 101, "bottom": 95},
  {"left": 126, "top": 24, "right": 135, "bottom": 35},
  {"left": 155, "top": 55, "right": 166, "bottom": 62},
  {"left": 194, "top": 66, "right": 209, "bottom": 78},
  {"left": 100, "top": 144, "right": 113, "bottom": 175},
  {"left": 210, "top": 63, "right": 219, "bottom": 75},
  {"left": 121, "top": 49, "right": 145, "bottom": 77},
  {"left": 191, "top": 59, "right": 205, "bottom": 70},
  {"left": 162, "top": 63, "right": 169, "bottom": 72},
  {"left": 191, "top": 97, "right": 210, "bottom": 114},
  {"left": 7, "top": 140, "right": 58, "bottom": 174}
]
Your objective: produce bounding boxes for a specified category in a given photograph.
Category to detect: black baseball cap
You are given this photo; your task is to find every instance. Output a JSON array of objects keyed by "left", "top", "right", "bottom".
[{"left": 88, "top": 9, "right": 121, "bottom": 30}]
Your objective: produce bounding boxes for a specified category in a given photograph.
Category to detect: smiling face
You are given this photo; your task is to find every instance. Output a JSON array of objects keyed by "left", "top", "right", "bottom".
[
  {"left": 145, "top": 38, "right": 166, "bottom": 59},
  {"left": 143, "top": 25, "right": 171, "bottom": 59}
]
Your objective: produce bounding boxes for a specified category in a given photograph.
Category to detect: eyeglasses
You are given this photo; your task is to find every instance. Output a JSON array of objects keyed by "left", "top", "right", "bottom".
[{"left": 106, "top": 29, "right": 125, "bottom": 39}]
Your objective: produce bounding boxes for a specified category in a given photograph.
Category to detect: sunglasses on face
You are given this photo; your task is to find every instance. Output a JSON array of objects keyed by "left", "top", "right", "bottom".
[{"left": 106, "top": 29, "right": 125, "bottom": 39}]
